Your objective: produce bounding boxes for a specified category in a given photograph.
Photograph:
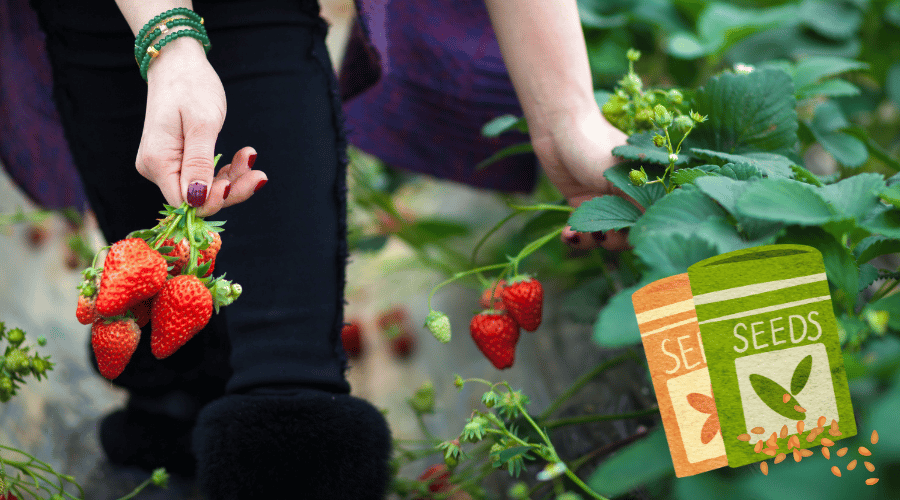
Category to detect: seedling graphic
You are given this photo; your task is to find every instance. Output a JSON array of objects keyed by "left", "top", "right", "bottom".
[
  {"left": 686, "top": 385, "right": 720, "bottom": 445},
  {"left": 749, "top": 354, "right": 811, "bottom": 420}
]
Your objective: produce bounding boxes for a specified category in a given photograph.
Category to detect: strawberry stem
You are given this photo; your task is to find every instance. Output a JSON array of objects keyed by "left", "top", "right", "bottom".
[{"left": 426, "top": 263, "right": 508, "bottom": 311}]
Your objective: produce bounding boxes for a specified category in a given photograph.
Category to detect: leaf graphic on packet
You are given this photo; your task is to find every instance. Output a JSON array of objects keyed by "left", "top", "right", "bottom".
[
  {"left": 790, "top": 355, "right": 813, "bottom": 395},
  {"left": 749, "top": 373, "right": 806, "bottom": 420}
]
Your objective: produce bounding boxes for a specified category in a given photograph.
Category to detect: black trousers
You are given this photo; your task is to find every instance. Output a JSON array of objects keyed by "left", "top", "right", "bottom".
[{"left": 30, "top": 0, "right": 352, "bottom": 409}]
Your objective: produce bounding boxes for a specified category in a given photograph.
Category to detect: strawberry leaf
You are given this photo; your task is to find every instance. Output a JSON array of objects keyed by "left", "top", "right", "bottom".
[
  {"left": 567, "top": 196, "right": 643, "bottom": 233},
  {"left": 854, "top": 235, "right": 900, "bottom": 265}
]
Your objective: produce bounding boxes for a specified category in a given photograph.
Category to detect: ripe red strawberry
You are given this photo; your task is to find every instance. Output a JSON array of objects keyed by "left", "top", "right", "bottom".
[
  {"left": 500, "top": 276, "right": 543, "bottom": 332},
  {"left": 419, "top": 464, "right": 451, "bottom": 494},
  {"left": 1, "top": 493, "right": 21, "bottom": 500},
  {"left": 479, "top": 280, "right": 507, "bottom": 310},
  {"left": 163, "top": 231, "right": 221, "bottom": 277},
  {"left": 150, "top": 274, "right": 213, "bottom": 359},
  {"left": 95, "top": 238, "right": 167, "bottom": 317},
  {"left": 76, "top": 294, "right": 97, "bottom": 325},
  {"left": 341, "top": 322, "right": 364, "bottom": 359},
  {"left": 26, "top": 223, "right": 48, "bottom": 250},
  {"left": 469, "top": 311, "right": 520, "bottom": 370},
  {"left": 376, "top": 306, "right": 408, "bottom": 331},
  {"left": 390, "top": 330, "right": 416, "bottom": 359},
  {"left": 91, "top": 318, "right": 140, "bottom": 380},
  {"left": 130, "top": 298, "right": 152, "bottom": 328}
]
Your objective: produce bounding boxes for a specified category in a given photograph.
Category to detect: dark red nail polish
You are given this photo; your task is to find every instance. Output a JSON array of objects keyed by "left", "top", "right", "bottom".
[
  {"left": 187, "top": 182, "right": 207, "bottom": 207},
  {"left": 592, "top": 231, "right": 606, "bottom": 242},
  {"left": 254, "top": 179, "right": 267, "bottom": 193},
  {"left": 223, "top": 183, "right": 231, "bottom": 200},
  {"left": 568, "top": 233, "right": 580, "bottom": 245},
  {"left": 248, "top": 153, "right": 257, "bottom": 169}
]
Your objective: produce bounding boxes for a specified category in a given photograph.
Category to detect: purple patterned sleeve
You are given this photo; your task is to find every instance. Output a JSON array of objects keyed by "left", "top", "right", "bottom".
[
  {"left": 339, "top": 0, "right": 538, "bottom": 193},
  {"left": 0, "top": 0, "right": 87, "bottom": 211}
]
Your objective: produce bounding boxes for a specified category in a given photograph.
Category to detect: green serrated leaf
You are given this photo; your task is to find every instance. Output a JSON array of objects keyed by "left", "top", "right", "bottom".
[
  {"left": 880, "top": 185, "right": 900, "bottom": 207},
  {"left": 800, "top": 0, "right": 862, "bottom": 40},
  {"left": 749, "top": 373, "right": 807, "bottom": 419},
  {"left": 735, "top": 179, "right": 836, "bottom": 225},
  {"left": 634, "top": 233, "right": 720, "bottom": 277},
  {"left": 689, "top": 69, "right": 798, "bottom": 160},
  {"left": 613, "top": 132, "right": 691, "bottom": 166},
  {"left": 790, "top": 355, "right": 813, "bottom": 395},
  {"left": 790, "top": 165, "right": 824, "bottom": 187},
  {"left": 481, "top": 114, "right": 527, "bottom": 138},
  {"left": 696, "top": 3, "right": 799, "bottom": 56},
  {"left": 593, "top": 279, "right": 648, "bottom": 348},
  {"left": 567, "top": 196, "right": 643, "bottom": 233},
  {"left": 671, "top": 167, "right": 718, "bottom": 186},
  {"left": 854, "top": 235, "right": 900, "bottom": 264},
  {"left": 797, "top": 79, "right": 861, "bottom": 100},
  {"left": 792, "top": 56, "right": 868, "bottom": 90},
  {"left": 718, "top": 163, "right": 763, "bottom": 180},
  {"left": 819, "top": 173, "right": 886, "bottom": 220},
  {"left": 778, "top": 226, "right": 859, "bottom": 312},
  {"left": 629, "top": 188, "right": 729, "bottom": 247},
  {"left": 860, "top": 207, "right": 900, "bottom": 240},
  {"left": 690, "top": 149, "right": 795, "bottom": 178},
  {"left": 603, "top": 162, "right": 667, "bottom": 209},
  {"left": 859, "top": 263, "right": 880, "bottom": 292}
]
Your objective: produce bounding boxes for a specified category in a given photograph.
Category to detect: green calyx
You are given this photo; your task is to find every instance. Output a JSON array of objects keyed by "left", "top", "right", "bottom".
[
  {"left": 208, "top": 274, "right": 242, "bottom": 314},
  {"left": 144, "top": 203, "right": 225, "bottom": 278}
]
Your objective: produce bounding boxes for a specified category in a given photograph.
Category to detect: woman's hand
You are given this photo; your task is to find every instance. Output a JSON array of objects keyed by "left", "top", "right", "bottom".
[
  {"left": 135, "top": 35, "right": 267, "bottom": 217},
  {"left": 530, "top": 107, "right": 638, "bottom": 251}
]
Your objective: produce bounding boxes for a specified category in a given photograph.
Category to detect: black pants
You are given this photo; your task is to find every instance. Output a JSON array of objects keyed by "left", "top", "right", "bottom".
[{"left": 30, "top": 0, "right": 351, "bottom": 409}]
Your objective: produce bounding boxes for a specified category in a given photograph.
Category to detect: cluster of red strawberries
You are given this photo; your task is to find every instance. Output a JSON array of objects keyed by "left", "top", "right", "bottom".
[
  {"left": 75, "top": 203, "right": 241, "bottom": 380},
  {"left": 469, "top": 275, "right": 543, "bottom": 370},
  {"left": 340, "top": 306, "right": 418, "bottom": 361}
]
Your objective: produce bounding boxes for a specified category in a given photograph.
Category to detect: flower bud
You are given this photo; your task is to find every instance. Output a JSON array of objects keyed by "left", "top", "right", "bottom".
[
  {"left": 667, "top": 89, "right": 684, "bottom": 105},
  {"left": 673, "top": 115, "right": 694, "bottom": 132},
  {"left": 0, "top": 376, "right": 12, "bottom": 396},
  {"left": 629, "top": 170, "right": 648, "bottom": 187},
  {"left": 652, "top": 134, "right": 667, "bottom": 148},
  {"left": 508, "top": 482, "right": 530, "bottom": 499},
  {"left": 669, "top": 154, "right": 679, "bottom": 164},
  {"left": 734, "top": 63, "right": 754, "bottom": 74},
  {"left": 6, "top": 328, "right": 25, "bottom": 346},
  {"left": 151, "top": 468, "right": 170, "bottom": 488},
  {"left": 635, "top": 109, "right": 654, "bottom": 124},
  {"left": 622, "top": 74, "right": 643, "bottom": 94},
  {"left": 37, "top": 336, "right": 47, "bottom": 347},
  {"left": 654, "top": 104, "right": 673, "bottom": 128},
  {"left": 626, "top": 48, "right": 641, "bottom": 62}
]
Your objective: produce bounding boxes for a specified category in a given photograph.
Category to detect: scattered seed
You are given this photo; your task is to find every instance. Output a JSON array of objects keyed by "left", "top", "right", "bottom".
[
  {"left": 801, "top": 449, "right": 814, "bottom": 457},
  {"left": 806, "top": 430, "right": 818, "bottom": 442},
  {"left": 818, "top": 416, "right": 827, "bottom": 427},
  {"left": 797, "top": 420, "right": 805, "bottom": 433},
  {"left": 793, "top": 449, "right": 801, "bottom": 462},
  {"left": 751, "top": 427, "right": 765, "bottom": 434},
  {"left": 822, "top": 447, "right": 830, "bottom": 459},
  {"left": 831, "top": 419, "right": 838, "bottom": 432},
  {"left": 754, "top": 439, "right": 764, "bottom": 453},
  {"left": 821, "top": 438, "right": 834, "bottom": 447},
  {"left": 829, "top": 429, "right": 842, "bottom": 437},
  {"left": 866, "top": 478, "right": 879, "bottom": 485},
  {"left": 859, "top": 447, "right": 872, "bottom": 457},
  {"left": 795, "top": 405, "right": 807, "bottom": 413},
  {"left": 837, "top": 447, "right": 848, "bottom": 457},
  {"left": 737, "top": 433, "right": 751, "bottom": 442},
  {"left": 761, "top": 461, "right": 769, "bottom": 476},
  {"left": 788, "top": 435, "right": 797, "bottom": 450},
  {"left": 775, "top": 453, "right": 786, "bottom": 464},
  {"left": 783, "top": 393, "right": 791, "bottom": 403},
  {"left": 763, "top": 448, "right": 777, "bottom": 456},
  {"left": 865, "top": 461, "right": 875, "bottom": 472},
  {"left": 871, "top": 430, "right": 879, "bottom": 445},
  {"left": 831, "top": 465, "right": 841, "bottom": 477},
  {"left": 848, "top": 459, "right": 857, "bottom": 471},
  {"left": 767, "top": 432, "right": 778, "bottom": 448},
  {"left": 780, "top": 425, "right": 788, "bottom": 439}
]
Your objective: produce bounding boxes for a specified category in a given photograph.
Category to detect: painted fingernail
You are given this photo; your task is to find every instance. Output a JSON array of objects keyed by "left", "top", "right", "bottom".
[
  {"left": 567, "top": 233, "right": 580, "bottom": 245},
  {"left": 592, "top": 231, "right": 606, "bottom": 242},
  {"left": 223, "top": 183, "right": 231, "bottom": 200},
  {"left": 187, "top": 182, "right": 207, "bottom": 207},
  {"left": 248, "top": 153, "right": 257, "bottom": 169},
  {"left": 254, "top": 179, "right": 267, "bottom": 193}
]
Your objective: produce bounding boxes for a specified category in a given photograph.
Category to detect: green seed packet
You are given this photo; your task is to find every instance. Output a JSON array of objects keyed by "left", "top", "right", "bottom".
[{"left": 687, "top": 244, "right": 855, "bottom": 468}]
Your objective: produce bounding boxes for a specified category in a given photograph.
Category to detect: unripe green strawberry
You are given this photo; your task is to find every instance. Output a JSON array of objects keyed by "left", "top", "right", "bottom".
[
  {"left": 5, "top": 328, "right": 24, "bottom": 346},
  {"left": 667, "top": 89, "right": 684, "bottom": 105},
  {"left": 673, "top": 115, "right": 694, "bottom": 132},
  {"left": 150, "top": 274, "right": 213, "bottom": 359},
  {"left": 653, "top": 104, "right": 673, "bottom": 128},
  {"left": 501, "top": 276, "right": 544, "bottom": 332},
  {"left": 425, "top": 310, "right": 451, "bottom": 343},
  {"left": 629, "top": 169, "right": 648, "bottom": 187},
  {"left": 91, "top": 318, "right": 140, "bottom": 380},
  {"left": 469, "top": 311, "right": 520, "bottom": 370},
  {"left": 5, "top": 349, "right": 29, "bottom": 374},
  {"left": 96, "top": 238, "right": 167, "bottom": 317}
]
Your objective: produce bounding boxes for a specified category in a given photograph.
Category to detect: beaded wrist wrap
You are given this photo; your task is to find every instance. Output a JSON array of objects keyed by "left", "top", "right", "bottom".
[{"left": 135, "top": 7, "right": 209, "bottom": 83}]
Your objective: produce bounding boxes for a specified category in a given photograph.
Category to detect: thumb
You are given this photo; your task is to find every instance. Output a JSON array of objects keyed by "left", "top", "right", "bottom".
[{"left": 181, "top": 120, "right": 220, "bottom": 208}]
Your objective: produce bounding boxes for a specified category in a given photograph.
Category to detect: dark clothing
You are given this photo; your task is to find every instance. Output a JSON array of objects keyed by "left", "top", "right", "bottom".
[{"left": 28, "top": 0, "right": 351, "bottom": 402}]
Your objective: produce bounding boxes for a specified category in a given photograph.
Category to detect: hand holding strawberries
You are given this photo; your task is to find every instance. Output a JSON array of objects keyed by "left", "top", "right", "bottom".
[{"left": 76, "top": 192, "right": 242, "bottom": 379}]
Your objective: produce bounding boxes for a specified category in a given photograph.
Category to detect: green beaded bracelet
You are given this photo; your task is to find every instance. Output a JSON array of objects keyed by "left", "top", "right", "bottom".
[
  {"left": 139, "top": 29, "right": 211, "bottom": 82},
  {"left": 134, "top": 17, "right": 207, "bottom": 63},
  {"left": 135, "top": 7, "right": 202, "bottom": 44}
]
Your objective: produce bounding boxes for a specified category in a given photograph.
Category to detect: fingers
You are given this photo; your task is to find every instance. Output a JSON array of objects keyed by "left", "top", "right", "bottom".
[
  {"left": 194, "top": 147, "right": 267, "bottom": 218},
  {"left": 180, "top": 114, "right": 222, "bottom": 208}
]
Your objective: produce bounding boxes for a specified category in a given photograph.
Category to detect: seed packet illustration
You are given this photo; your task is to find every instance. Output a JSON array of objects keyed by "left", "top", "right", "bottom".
[
  {"left": 687, "top": 244, "right": 856, "bottom": 468},
  {"left": 632, "top": 274, "right": 728, "bottom": 477}
]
